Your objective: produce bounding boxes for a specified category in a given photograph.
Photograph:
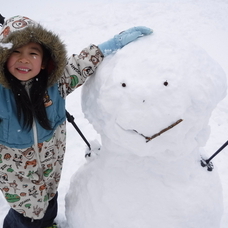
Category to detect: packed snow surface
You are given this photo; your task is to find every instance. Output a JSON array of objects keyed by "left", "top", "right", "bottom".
[{"left": 1, "top": 0, "right": 228, "bottom": 227}]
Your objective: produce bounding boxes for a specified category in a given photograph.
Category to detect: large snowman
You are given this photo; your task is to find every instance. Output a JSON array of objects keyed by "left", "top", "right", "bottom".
[{"left": 65, "top": 32, "right": 226, "bottom": 228}]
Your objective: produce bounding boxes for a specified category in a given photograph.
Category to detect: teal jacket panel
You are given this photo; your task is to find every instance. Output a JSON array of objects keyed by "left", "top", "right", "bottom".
[{"left": 0, "top": 83, "right": 65, "bottom": 149}]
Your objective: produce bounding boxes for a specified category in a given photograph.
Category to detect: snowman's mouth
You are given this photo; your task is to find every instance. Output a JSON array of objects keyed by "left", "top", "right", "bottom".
[{"left": 133, "top": 119, "right": 183, "bottom": 143}]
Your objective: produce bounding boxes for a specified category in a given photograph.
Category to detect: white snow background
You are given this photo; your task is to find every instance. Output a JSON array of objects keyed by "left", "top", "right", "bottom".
[{"left": 1, "top": 0, "right": 228, "bottom": 227}]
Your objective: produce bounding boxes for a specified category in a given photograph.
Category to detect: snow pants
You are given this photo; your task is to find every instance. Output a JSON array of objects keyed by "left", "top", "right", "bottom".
[{"left": 3, "top": 192, "right": 58, "bottom": 228}]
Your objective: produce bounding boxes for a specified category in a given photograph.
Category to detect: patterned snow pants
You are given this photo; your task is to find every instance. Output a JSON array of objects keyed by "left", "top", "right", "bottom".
[{"left": 3, "top": 192, "right": 58, "bottom": 228}]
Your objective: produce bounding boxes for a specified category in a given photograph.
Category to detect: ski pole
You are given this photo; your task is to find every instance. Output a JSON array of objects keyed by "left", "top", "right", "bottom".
[
  {"left": 201, "top": 140, "right": 228, "bottom": 171},
  {"left": 0, "top": 14, "right": 5, "bottom": 26},
  {"left": 65, "top": 110, "right": 91, "bottom": 151}
]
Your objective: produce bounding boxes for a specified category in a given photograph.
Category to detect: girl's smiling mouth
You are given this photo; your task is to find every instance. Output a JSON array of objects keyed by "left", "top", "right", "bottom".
[{"left": 17, "top": 68, "right": 31, "bottom": 73}]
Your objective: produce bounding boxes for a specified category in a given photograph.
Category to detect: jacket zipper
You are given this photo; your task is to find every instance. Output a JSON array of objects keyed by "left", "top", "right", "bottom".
[{"left": 24, "top": 81, "right": 43, "bottom": 175}]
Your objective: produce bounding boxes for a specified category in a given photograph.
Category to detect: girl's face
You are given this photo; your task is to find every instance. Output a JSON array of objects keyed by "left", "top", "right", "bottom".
[{"left": 6, "top": 42, "right": 45, "bottom": 81}]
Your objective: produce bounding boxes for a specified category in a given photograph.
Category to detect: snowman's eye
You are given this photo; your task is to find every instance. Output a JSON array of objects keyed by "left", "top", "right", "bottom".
[
  {"left": 164, "top": 81, "right": 168, "bottom": 86},
  {"left": 122, "top": 83, "right": 126, "bottom": 87}
]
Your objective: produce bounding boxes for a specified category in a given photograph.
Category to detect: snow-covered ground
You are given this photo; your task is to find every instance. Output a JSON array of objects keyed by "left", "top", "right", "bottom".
[{"left": 1, "top": 0, "right": 228, "bottom": 227}]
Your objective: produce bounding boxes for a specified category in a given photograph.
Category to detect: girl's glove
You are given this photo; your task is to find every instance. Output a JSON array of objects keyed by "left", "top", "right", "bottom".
[{"left": 98, "top": 26, "right": 153, "bottom": 56}]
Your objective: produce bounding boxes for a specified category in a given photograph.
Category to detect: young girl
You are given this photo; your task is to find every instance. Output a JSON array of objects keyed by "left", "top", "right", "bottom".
[{"left": 0, "top": 15, "right": 152, "bottom": 228}]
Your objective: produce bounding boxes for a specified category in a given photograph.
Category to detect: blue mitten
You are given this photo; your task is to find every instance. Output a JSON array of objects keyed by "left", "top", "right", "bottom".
[{"left": 98, "top": 26, "right": 153, "bottom": 56}]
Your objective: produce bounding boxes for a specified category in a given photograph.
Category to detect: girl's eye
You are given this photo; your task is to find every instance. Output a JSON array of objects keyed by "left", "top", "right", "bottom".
[
  {"left": 31, "top": 52, "right": 38, "bottom": 55},
  {"left": 13, "top": 50, "right": 20, "bottom": 53}
]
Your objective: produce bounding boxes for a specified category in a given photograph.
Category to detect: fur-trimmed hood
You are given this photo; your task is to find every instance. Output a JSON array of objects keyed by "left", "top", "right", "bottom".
[{"left": 0, "top": 15, "right": 67, "bottom": 88}]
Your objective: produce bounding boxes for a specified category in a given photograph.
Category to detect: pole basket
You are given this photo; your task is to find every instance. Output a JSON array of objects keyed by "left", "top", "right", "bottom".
[{"left": 201, "top": 158, "right": 214, "bottom": 172}]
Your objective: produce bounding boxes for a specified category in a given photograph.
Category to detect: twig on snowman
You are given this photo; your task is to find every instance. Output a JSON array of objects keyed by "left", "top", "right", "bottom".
[{"left": 134, "top": 119, "right": 183, "bottom": 142}]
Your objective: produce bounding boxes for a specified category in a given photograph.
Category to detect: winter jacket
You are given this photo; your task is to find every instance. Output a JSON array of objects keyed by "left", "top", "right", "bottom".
[{"left": 0, "top": 15, "right": 103, "bottom": 220}]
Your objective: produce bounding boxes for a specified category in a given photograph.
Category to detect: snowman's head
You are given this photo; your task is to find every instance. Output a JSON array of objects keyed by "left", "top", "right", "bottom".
[{"left": 82, "top": 33, "right": 226, "bottom": 159}]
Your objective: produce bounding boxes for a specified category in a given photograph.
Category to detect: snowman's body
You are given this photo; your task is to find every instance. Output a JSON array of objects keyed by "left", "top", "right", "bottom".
[{"left": 66, "top": 33, "right": 226, "bottom": 228}]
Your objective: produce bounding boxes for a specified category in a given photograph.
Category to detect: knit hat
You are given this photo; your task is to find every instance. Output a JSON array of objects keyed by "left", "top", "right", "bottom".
[{"left": 0, "top": 15, "right": 67, "bottom": 88}]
